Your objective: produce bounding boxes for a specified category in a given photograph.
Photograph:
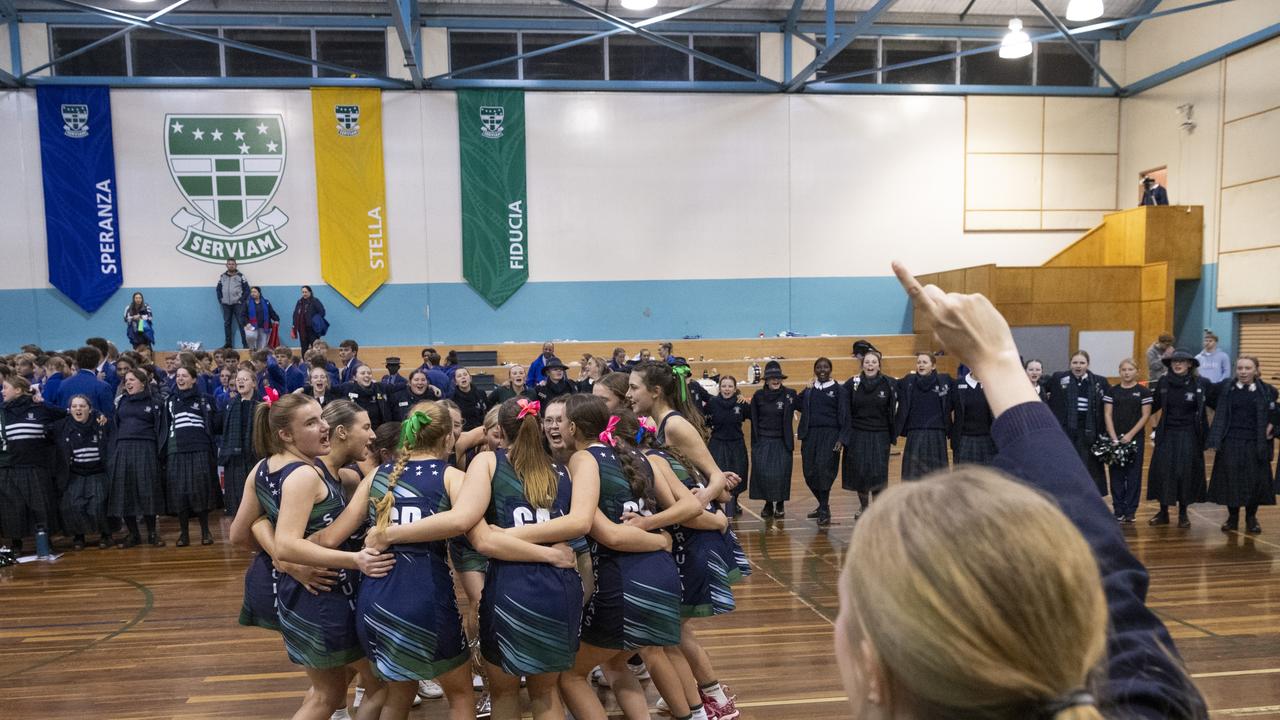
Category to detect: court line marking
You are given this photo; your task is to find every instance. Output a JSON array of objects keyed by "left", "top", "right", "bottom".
[
  {"left": 738, "top": 507, "right": 837, "bottom": 625},
  {"left": 0, "top": 573, "right": 154, "bottom": 680},
  {"left": 1194, "top": 667, "right": 1280, "bottom": 679},
  {"left": 1189, "top": 508, "right": 1280, "bottom": 552}
]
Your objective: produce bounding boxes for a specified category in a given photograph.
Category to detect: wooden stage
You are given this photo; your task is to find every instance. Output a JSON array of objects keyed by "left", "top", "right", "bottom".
[{"left": 3, "top": 455, "right": 1280, "bottom": 719}]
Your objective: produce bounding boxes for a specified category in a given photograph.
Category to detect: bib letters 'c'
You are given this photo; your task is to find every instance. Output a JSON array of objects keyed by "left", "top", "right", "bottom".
[
  {"left": 311, "top": 87, "right": 389, "bottom": 307},
  {"left": 36, "top": 86, "right": 123, "bottom": 313},
  {"left": 458, "top": 89, "right": 528, "bottom": 308}
]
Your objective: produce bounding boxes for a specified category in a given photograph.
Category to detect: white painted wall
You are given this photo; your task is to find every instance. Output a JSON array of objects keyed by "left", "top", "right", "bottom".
[
  {"left": 0, "top": 88, "right": 1100, "bottom": 296},
  {"left": 1123, "top": 0, "right": 1280, "bottom": 85}
]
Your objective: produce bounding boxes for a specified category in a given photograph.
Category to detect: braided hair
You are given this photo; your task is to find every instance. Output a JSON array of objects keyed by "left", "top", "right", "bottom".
[{"left": 373, "top": 401, "right": 449, "bottom": 532}]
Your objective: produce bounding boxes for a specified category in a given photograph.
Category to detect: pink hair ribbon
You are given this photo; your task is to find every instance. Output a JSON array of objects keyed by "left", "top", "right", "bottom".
[
  {"left": 599, "top": 415, "right": 620, "bottom": 447},
  {"left": 517, "top": 398, "right": 541, "bottom": 419},
  {"left": 636, "top": 415, "right": 657, "bottom": 444},
  {"left": 262, "top": 386, "right": 280, "bottom": 406}
]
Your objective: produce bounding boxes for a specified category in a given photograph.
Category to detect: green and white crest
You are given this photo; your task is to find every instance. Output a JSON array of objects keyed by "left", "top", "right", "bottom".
[{"left": 166, "top": 113, "right": 289, "bottom": 264}]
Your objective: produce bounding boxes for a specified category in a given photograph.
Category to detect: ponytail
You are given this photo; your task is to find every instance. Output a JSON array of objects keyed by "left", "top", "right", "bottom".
[
  {"left": 599, "top": 408, "right": 658, "bottom": 510},
  {"left": 498, "top": 397, "right": 557, "bottom": 509},
  {"left": 631, "top": 360, "right": 709, "bottom": 442},
  {"left": 373, "top": 402, "right": 449, "bottom": 531},
  {"left": 251, "top": 393, "right": 317, "bottom": 459}
]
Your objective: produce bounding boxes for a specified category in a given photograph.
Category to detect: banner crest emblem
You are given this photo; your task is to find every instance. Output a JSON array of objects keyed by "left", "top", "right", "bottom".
[
  {"left": 479, "top": 105, "right": 505, "bottom": 139},
  {"left": 335, "top": 104, "right": 360, "bottom": 136},
  {"left": 60, "top": 104, "right": 88, "bottom": 138},
  {"left": 165, "top": 113, "right": 289, "bottom": 264}
]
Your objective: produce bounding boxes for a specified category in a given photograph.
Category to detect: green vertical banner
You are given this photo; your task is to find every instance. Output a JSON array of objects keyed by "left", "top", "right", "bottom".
[{"left": 457, "top": 89, "right": 528, "bottom": 307}]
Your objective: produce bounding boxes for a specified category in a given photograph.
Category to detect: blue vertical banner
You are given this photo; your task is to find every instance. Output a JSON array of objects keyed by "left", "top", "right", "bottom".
[{"left": 36, "top": 86, "right": 123, "bottom": 313}]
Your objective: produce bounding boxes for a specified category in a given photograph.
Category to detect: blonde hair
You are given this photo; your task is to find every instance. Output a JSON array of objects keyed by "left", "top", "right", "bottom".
[
  {"left": 843, "top": 466, "right": 1107, "bottom": 720},
  {"left": 1118, "top": 358, "right": 1137, "bottom": 372},
  {"left": 373, "top": 401, "right": 450, "bottom": 532}
]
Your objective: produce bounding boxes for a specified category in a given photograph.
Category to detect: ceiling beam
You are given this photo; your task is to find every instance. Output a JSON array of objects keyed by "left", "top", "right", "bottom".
[
  {"left": 387, "top": 0, "right": 423, "bottom": 89},
  {"left": 0, "top": 65, "right": 19, "bottom": 87},
  {"left": 556, "top": 0, "right": 780, "bottom": 87},
  {"left": 1120, "top": 0, "right": 1162, "bottom": 40},
  {"left": 1028, "top": 0, "right": 1120, "bottom": 90},
  {"left": 1125, "top": 20, "right": 1280, "bottom": 95},
  {"left": 22, "top": 0, "right": 194, "bottom": 79},
  {"left": 783, "top": 0, "right": 898, "bottom": 92}
]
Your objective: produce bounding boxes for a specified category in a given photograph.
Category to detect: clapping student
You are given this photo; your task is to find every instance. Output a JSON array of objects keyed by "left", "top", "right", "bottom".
[
  {"left": 165, "top": 365, "right": 220, "bottom": 547},
  {"left": 841, "top": 350, "right": 896, "bottom": 518},
  {"left": 53, "top": 394, "right": 112, "bottom": 549},
  {"left": 750, "top": 361, "right": 797, "bottom": 518},
  {"left": 1045, "top": 351, "right": 1109, "bottom": 495},
  {"left": 798, "top": 358, "right": 847, "bottom": 526},
  {"left": 1103, "top": 359, "right": 1152, "bottom": 523},
  {"left": 893, "top": 352, "right": 954, "bottom": 479},
  {"left": 704, "top": 376, "right": 749, "bottom": 518},
  {"left": 1147, "top": 349, "right": 1211, "bottom": 528},
  {"left": 1206, "top": 356, "right": 1276, "bottom": 533}
]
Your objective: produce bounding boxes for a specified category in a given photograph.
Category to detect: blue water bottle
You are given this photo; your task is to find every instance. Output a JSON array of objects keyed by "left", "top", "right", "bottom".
[{"left": 35, "top": 524, "right": 51, "bottom": 559}]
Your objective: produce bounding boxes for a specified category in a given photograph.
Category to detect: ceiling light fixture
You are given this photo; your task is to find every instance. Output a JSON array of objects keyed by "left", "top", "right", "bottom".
[
  {"left": 999, "top": 18, "right": 1032, "bottom": 59},
  {"left": 1066, "top": 0, "right": 1104, "bottom": 22},
  {"left": 620, "top": 0, "right": 658, "bottom": 10}
]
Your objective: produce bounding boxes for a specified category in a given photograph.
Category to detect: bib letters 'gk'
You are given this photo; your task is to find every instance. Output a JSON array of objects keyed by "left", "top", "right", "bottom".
[
  {"left": 312, "top": 87, "right": 390, "bottom": 307},
  {"left": 457, "top": 89, "right": 529, "bottom": 308},
  {"left": 36, "top": 85, "right": 123, "bottom": 313}
]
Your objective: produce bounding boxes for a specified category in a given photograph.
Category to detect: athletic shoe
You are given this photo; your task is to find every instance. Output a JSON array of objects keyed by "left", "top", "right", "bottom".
[
  {"left": 476, "top": 692, "right": 492, "bottom": 718},
  {"left": 629, "top": 660, "right": 651, "bottom": 680},
  {"left": 701, "top": 685, "right": 741, "bottom": 720},
  {"left": 805, "top": 508, "right": 820, "bottom": 519},
  {"left": 590, "top": 666, "right": 608, "bottom": 686},
  {"left": 352, "top": 687, "right": 363, "bottom": 708},
  {"left": 418, "top": 679, "right": 444, "bottom": 699},
  {"left": 656, "top": 696, "right": 671, "bottom": 715},
  {"left": 473, "top": 673, "right": 486, "bottom": 690},
  {"left": 412, "top": 692, "right": 422, "bottom": 707},
  {"left": 329, "top": 710, "right": 351, "bottom": 720}
]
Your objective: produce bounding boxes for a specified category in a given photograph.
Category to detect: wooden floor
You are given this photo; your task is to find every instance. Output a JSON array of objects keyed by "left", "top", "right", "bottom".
[{"left": 4, "top": 454, "right": 1280, "bottom": 719}]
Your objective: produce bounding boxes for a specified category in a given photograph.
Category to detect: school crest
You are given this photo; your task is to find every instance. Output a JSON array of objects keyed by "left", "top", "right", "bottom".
[
  {"left": 60, "top": 104, "right": 89, "bottom": 139},
  {"left": 166, "top": 114, "right": 290, "bottom": 265},
  {"left": 335, "top": 104, "right": 360, "bottom": 136},
  {"left": 479, "top": 105, "right": 505, "bottom": 139}
]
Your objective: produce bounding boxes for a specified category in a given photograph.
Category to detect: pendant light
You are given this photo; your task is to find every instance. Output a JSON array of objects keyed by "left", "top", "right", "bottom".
[
  {"left": 999, "top": 18, "right": 1032, "bottom": 59},
  {"left": 1066, "top": 0, "right": 1104, "bottom": 22}
]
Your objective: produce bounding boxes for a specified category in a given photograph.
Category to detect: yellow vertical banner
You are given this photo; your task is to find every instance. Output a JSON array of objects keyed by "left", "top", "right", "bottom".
[{"left": 311, "top": 87, "right": 389, "bottom": 307}]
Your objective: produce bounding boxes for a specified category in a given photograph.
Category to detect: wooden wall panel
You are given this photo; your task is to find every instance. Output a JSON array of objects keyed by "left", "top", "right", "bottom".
[
  {"left": 1141, "top": 262, "right": 1169, "bottom": 302},
  {"left": 995, "top": 268, "right": 1034, "bottom": 303},
  {"left": 998, "top": 303, "right": 1035, "bottom": 326},
  {"left": 1145, "top": 205, "right": 1204, "bottom": 278},
  {"left": 964, "top": 265, "right": 995, "bottom": 296},
  {"left": 1087, "top": 302, "right": 1141, "bottom": 330}
]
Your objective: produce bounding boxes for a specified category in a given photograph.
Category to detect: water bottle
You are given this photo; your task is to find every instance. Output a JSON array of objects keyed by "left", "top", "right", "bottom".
[{"left": 35, "top": 525, "right": 51, "bottom": 558}]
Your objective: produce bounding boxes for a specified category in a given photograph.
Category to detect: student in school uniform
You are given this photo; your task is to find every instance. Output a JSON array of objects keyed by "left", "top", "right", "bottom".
[
  {"left": 0, "top": 376, "right": 66, "bottom": 554},
  {"left": 338, "top": 364, "right": 393, "bottom": 429},
  {"left": 705, "top": 375, "right": 750, "bottom": 518},
  {"left": 841, "top": 350, "right": 896, "bottom": 518},
  {"left": 53, "top": 393, "right": 113, "bottom": 550},
  {"left": 533, "top": 357, "right": 578, "bottom": 408},
  {"left": 750, "top": 360, "right": 798, "bottom": 518},
  {"left": 164, "top": 365, "right": 220, "bottom": 547},
  {"left": 1045, "top": 351, "right": 1109, "bottom": 495},
  {"left": 1146, "top": 349, "right": 1211, "bottom": 528},
  {"left": 216, "top": 367, "right": 259, "bottom": 519},
  {"left": 302, "top": 365, "right": 337, "bottom": 407},
  {"left": 487, "top": 365, "right": 529, "bottom": 406},
  {"left": 53, "top": 346, "right": 115, "bottom": 414},
  {"left": 950, "top": 370, "right": 996, "bottom": 466},
  {"left": 1025, "top": 358, "right": 1049, "bottom": 401},
  {"left": 380, "top": 356, "right": 407, "bottom": 394},
  {"left": 108, "top": 368, "right": 169, "bottom": 548},
  {"left": 798, "top": 357, "right": 847, "bottom": 526},
  {"left": 1103, "top": 359, "right": 1153, "bottom": 524},
  {"left": 277, "top": 347, "right": 308, "bottom": 394},
  {"left": 448, "top": 368, "right": 491, "bottom": 432},
  {"left": 392, "top": 369, "right": 440, "bottom": 421},
  {"left": 893, "top": 352, "right": 954, "bottom": 480},
  {"left": 1206, "top": 356, "right": 1277, "bottom": 533}
]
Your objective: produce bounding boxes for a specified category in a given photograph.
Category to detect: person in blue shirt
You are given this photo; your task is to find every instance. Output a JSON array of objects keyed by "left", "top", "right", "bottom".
[
  {"left": 53, "top": 346, "right": 115, "bottom": 415},
  {"left": 337, "top": 339, "right": 365, "bottom": 385},
  {"left": 277, "top": 346, "right": 308, "bottom": 393},
  {"left": 381, "top": 356, "right": 407, "bottom": 393},
  {"left": 85, "top": 337, "right": 119, "bottom": 392},
  {"left": 1194, "top": 330, "right": 1232, "bottom": 385},
  {"left": 1140, "top": 175, "right": 1169, "bottom": 206},
  {"left": 527, "top": 341, "right": 556, "bottom": 386},
  {"left": 243, "top": 286, "right": 279, "bottom": 352},
  {"left": 836, "top": 263, "right": 1207, "bottom": 720}
]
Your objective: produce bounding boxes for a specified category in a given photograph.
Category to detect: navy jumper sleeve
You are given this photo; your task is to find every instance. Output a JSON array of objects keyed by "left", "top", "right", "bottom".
[{"left": 990, "top": 401, "right": 1207, "bottom": 720}]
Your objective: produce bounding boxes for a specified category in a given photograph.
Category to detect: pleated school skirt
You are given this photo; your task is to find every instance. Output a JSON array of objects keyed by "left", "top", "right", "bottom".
[
  {"left": 0, "top": 466, "right": 54, "bottom": 538},
  {"left": 166, "top": 448, "right": 222, "bottom": 514},
  {"left": 800, "top": 426, "right": 842, "bottom": 494},
  {"left": 841, "top": 429, "right": 891, "bottom": 493},
  {"left": 954, "top": 434, "right": 997, "bottom": 466},
  {"left": 60, "top": 471, "right": 109, "bottom": 536},
  {"left": 902, "top": 429, "right": 948, "bottom": 480},
  {"left": 1146, "top": 427, "right": 1206, "bottom": 506},
  {"left": 748, "top": 437, "right": 792, "bottom": 502},
  {"left": 1207, "top": 437, "right": 1275, "bottom": 507},
  {"left": 108, "top": 439, "right": 166, "bottom": 517}
]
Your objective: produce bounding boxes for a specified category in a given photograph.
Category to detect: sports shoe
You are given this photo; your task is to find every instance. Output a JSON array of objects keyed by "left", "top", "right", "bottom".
[
  {"left": 329, "top": 709, "right": 351, "bottom": 720},
  {"left": 701, "top": 685, "right": 741, "bottom": 720},
  {"left": 629, "top": 660, "right": 650, "bottom": 680},
  {"left": 476, "top": 692, "right": 492, "bottom": 718},
  {"left": 656, "top": 696, "right": 671, "bottom": 714},
  {"left": 590, "top": 666, "right": 608, "bottom": 686},
  {"left": 412, "top": 692, "right": 422, "bottom": 707},
  {"left": 473, "top": 673, "right": 486, "bottom": 690},
  {"left": 418, "top": 679, "right": 444, "bottom": 699}
]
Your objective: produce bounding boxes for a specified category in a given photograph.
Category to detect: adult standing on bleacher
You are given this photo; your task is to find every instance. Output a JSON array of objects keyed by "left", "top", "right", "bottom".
[
  {"left": 215, "top": 259, "right": 250, "bottom": 349},
  {"left": 527, "top": 341, "right": 555, "bottom": 386}
]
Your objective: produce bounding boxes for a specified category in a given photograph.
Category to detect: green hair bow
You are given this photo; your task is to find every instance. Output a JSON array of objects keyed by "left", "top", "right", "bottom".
[
  {"left": 400, "top": 410, "right": 432, "bottom": 449},
  {"left": 671, "top": 365, "right": 691, "bottom": 402}
]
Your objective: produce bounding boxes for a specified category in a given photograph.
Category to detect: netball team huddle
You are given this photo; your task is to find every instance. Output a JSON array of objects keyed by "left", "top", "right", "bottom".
[{"left": 230, "top": 359, "right": 746, "bottom": 720}]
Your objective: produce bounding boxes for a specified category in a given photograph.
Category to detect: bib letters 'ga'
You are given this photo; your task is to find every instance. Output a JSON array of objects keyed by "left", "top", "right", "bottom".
[
  {"left": 311, "top": 87, "right": 390, "bottom": 307},
  {"left": 457, "top": 89, "right": 528, "bottom": 308},
  {"left": 36, "top": 86, "right": 123, "bottom": 313}
]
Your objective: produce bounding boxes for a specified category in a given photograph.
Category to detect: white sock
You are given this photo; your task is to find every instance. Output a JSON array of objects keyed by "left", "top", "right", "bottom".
[
  {"left": 702, "top": 682, "right": 729, "bottom": 705},
  {"left": 691, "top": 705, "right": 709, "bottom": 720}
]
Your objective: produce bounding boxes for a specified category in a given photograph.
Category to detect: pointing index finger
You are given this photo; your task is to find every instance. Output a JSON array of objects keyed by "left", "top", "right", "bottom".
[{"left": 892, "top": 261, "right": 934, "bottom": 310}]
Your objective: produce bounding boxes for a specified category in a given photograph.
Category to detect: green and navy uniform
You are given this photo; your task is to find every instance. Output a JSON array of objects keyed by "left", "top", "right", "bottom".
[
  {"left": 258, "top": 460, "right": 363, "bottom": 668},
  {"left": 649, "top": 449, "right": 735, "bottom": 617},
  {"left": 580, "top": 445, "right": 682, "bottom": 650},
  {"left": 479, "top": 450, "right": 584, "bottom": 675},
  {"left": 238, "top": 460, "right": 310, "bottom": 633},
  {"left": 356, "top": 459, "right": 469, "bottom": 681}
]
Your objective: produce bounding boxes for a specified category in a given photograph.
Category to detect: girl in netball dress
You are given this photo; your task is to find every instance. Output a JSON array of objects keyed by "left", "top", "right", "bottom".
[
  {"left": 557, "top": 394, "right": 701, "bottom": 720},
  {"left": 463, "top": 397, "right": 592, "bottom": 719}
]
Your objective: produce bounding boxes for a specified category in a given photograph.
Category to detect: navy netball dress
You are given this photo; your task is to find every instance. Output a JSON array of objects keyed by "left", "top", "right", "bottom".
[
  {"left": 581, "top": 445, "right": 682, "bottom": 650},
  {"left": 258, "top": 461, "right": 363, "bottom": 668},
  {"left": 479, "top": 450, "right": 583, "bottom": 675},
  {"left": 238, "top": 460, "right": 310, "bottom": 633},
  {"left": 357, "top": 458, "right": 469, "bottom": 681},
  {"left": 648, "top": 449, "right": 735, "bottom": 617}
]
